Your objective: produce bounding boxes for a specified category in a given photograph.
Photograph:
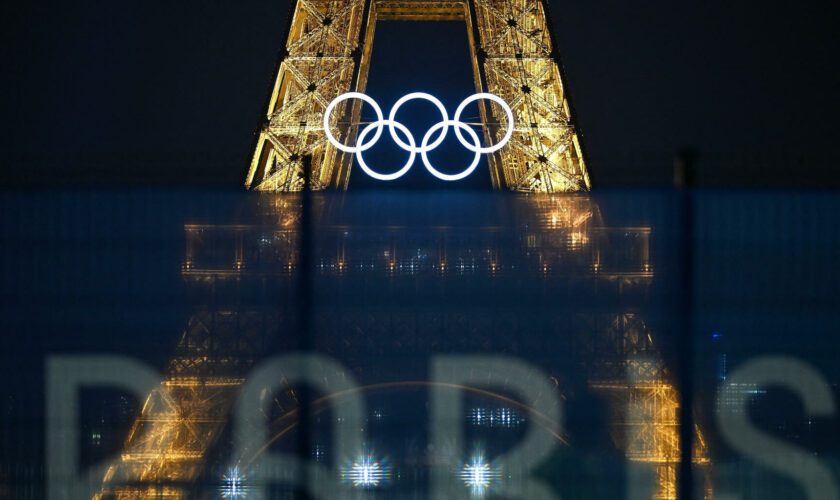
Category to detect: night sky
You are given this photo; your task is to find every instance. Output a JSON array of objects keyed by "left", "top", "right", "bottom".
[{"left": 3, "top": 0, "right": 840, "bottom": 188}]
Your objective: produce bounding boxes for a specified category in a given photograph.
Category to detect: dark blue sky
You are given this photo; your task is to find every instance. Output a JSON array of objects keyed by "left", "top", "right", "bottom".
[{"left": 2, "top": 0, "right": 840, "bottom": 187}]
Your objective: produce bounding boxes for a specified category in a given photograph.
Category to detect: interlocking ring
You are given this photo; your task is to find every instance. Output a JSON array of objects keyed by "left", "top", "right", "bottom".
[
  {"left": 422, "top": 120, "right": 481, "bottom": 181},
  {"left": 357, "top": 119, "right": 415, "bottom": 181},
  {"left": 454, "top": 93, "right": 515, "bottom": 154},
  {"left": 323, "top": 92, "right": 384, "bottom": 153},
  {"left": 323, "top": 92, "right": 515, "bottom": 181}
]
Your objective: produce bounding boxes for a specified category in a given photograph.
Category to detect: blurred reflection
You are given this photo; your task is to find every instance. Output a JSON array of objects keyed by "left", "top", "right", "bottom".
[{"left": 94, "top": 193, "right": 710, "bottom": 499}]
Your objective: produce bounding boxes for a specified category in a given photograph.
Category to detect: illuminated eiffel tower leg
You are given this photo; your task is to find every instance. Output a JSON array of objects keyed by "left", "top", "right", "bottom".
[
  {"left": 245, "top": 0, "right": 590, "bottom": 192},
  {"left": 245, "top": 0, "right": 369, "bottom": 191},
  {"left": 588, "top": 315, "right": 713, "bottom": 500},
  {"left": 95, "top": 313, "right": 234, "bottom": 498},
  {"left": 95, "top": 309, "right": 283, "bottom": 498},
  {"left": 471, "top": 0, "right": 590, "bottom": 191},
  {"left": 94, "top": 209, "right": 302, "bottom": 499}
]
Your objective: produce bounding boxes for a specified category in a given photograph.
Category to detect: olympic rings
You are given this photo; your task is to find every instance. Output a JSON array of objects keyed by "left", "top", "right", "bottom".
[{"left": 323, "top": 92, "right": 515, "bottom": 181}]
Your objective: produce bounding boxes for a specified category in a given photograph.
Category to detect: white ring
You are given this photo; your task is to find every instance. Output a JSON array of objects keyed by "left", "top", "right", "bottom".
[
  {"left": 323, "top": 92, "right": 384, "bottom": 153},
  {"left": 420, "top": 120, "right": 482, "bottom": 182},
  {"left": 387, "top": 92, "right": 449, "bottom": 153},
  {"left": 453, "top": 93, "right": 515, "bottom": 154},
  {"left": 355, "top": 119, "right": 416, "bottom": 181}
]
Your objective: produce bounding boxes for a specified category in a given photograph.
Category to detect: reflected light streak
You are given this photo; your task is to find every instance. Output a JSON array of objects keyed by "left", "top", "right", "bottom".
[
  {"left": 221, "top": 467, "right": 247, "bottom": 498},
  {"left": 341, "top": 453, "right": 389, "bottom": 488},
  {"left": 459, "top": 454, "right": 500, "bottom": 495}
]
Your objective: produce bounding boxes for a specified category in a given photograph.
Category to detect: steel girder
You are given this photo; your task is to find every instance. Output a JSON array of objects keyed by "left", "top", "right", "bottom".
[{"left": 245, "top": 0, "right": 590, "bottom": 192}]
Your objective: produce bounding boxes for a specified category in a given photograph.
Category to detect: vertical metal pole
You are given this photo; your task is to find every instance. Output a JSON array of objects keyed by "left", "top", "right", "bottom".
[
  {"left": 675, "top": 148, "right": 697, "bottom": 499},
  {"left": 299, "top": 155, "right": 314, "bottom": 495}
]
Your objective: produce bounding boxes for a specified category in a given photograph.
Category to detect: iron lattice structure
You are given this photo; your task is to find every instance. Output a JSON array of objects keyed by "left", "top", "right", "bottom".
[
  {"left": 245, "top": 0, "right": 591, "bottom": 192},
  {"left": 97, "top": 196, "right": 710, "bottom": 499},
  {"left": 95, "top": 215, "right": 294, "bottom": 498},
  {"left": 94, "top": 311, "right": 283, "bottom": 499}
]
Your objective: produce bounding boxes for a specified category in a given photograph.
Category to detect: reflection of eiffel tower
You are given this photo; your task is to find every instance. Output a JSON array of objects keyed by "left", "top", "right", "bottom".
[
  {"left": 94, "top": 309, "right": 286, "bottom": 499},
  {"left": 94, "top": 200, "right": 301, "bottom": 499},
  {"left": 245, "top": 0, "right": 590, "bottom": 192},
  {"left": 97, "top": 195, "right": 710, "bottom": 499}
]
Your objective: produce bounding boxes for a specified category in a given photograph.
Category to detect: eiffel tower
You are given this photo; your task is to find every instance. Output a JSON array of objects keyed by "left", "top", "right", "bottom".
[
  {"left": 93, "top": 195, "right": 712, "bottom": 499},
  {"left": 92, "top": 3, "right": 710, "bottom": 498},
  {"left": 245, "top": 0, "right": 591, "bottom": 192}
]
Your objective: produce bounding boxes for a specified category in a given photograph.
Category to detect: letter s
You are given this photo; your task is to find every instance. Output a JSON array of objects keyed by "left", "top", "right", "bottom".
[{"left": 716, "top": 356, "right": 839, "bottom": 500}]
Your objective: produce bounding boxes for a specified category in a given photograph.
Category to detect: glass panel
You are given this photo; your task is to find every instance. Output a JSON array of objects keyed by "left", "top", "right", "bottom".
[{"left": 1, "top": 190, "right": 838, "bottom": 498}]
